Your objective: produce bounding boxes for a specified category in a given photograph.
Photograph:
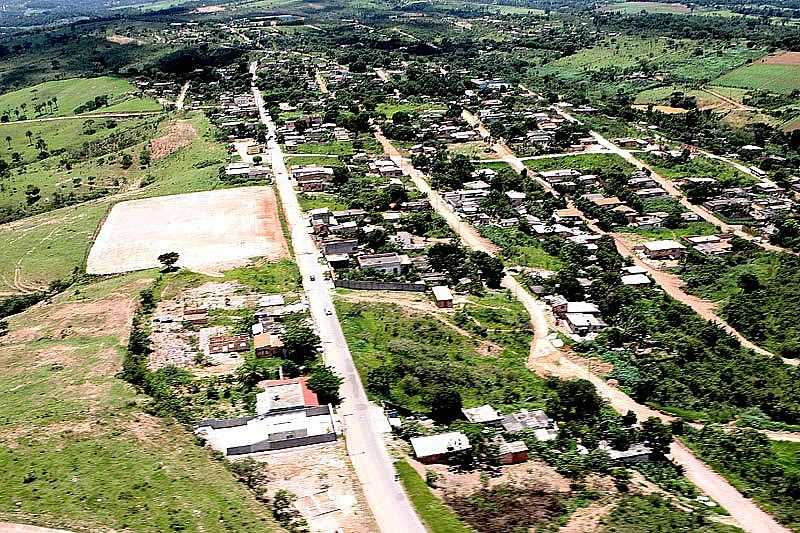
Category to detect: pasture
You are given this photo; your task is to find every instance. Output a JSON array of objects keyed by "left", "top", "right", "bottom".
[
  {"left": 0, "top": 273, "right": 279, "bottom": 531},
  {"left": 713, "top": 60, "right": 800, "bottom": 94},
  {"left": 0, "top": 77, "right": 160, "bottom": 120},
  {"left": 537, "top": 36, "right": 761, "bottom": 84},
  {"left": 0, "top": 113, "right": 230, "bottom": 293},
  {"left": 598, "top": 1, "right": 691, "bottom": 14}
]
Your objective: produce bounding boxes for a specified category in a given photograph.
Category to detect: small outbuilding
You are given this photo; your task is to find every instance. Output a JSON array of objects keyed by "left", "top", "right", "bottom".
[{"left": 432, "top": 286, "right": 454, "bottom": 308}]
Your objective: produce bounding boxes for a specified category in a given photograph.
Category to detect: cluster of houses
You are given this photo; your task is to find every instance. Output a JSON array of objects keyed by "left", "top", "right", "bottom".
[
  {"left": 408, "top": 401, "right": 653, "bottom": 466},
  {"left": 409, "top": 405, "right": 558, "bottom": 465},
  {"left": 635, "top": 233, "right": 735, "bottom": 260},
  {"left": 462, "top": 82, "right": 601, "bottom": 154},
  {"left": 381, "top": 104, "right": 481, "bottom": 143},
  {"left": 212, "top": 92, "right": 261, "bottom": 135},
  {"left": 279, "top": 114, "right": 353, "bottom": 150},
  {"left": 641, "top": 150, "right": 797, "bottom": 240},
  {"left": 201, "top": 294, "right": 311, "bottom": 362}
]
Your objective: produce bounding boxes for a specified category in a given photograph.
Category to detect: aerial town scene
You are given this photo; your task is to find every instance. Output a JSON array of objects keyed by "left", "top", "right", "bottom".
[{"left": 1, "top": 0, "right": 800, "bottom": 531}]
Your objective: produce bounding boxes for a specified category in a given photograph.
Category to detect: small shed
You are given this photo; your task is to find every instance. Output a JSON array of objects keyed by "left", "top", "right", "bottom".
[
  {"left": 498, "top": 440, "right": 529, "bottom": 465},
  {"left": 432, "top": 286, "right": 454, "bottom": 308}
]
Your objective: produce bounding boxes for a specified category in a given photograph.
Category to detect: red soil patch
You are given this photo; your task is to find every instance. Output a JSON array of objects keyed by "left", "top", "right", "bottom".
[
  {"left": 764, "top": 52, "right": 800, "bottom": 65},
  {"left": 150, "top": 121, "right": 197, "bottom": 161}
]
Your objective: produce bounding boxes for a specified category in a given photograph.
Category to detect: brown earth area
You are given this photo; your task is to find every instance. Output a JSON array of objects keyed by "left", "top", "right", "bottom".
[
  {"left": 150, "top": 121, "right": 197, "bottom": 161},
  {"left": 764, "top": 52, "right": 800, "bottom": 65},
  {"left": 106, "top": 34, "right": 140, "bottom": 45},
  {"left": 86, "top": 187, "right": 288, "bottom": 275}
]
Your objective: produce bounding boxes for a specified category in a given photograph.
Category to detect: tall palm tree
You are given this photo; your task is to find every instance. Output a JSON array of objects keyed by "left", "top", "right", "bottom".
[
  {"left": 25, "top": 130, "right": 33, "bottom": 145},
  {"left": 4, "top": 136, "right": 10, "bottom": 149}
]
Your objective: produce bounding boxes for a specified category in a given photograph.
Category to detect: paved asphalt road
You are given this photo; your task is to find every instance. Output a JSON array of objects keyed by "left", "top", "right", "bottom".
[{"left": 249, "top": 63, "right": 425, "bottom": 533}]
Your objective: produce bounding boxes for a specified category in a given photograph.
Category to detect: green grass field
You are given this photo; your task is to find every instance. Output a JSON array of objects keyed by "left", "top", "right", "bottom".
[
  {"left": 394, "top": 460, "right": 473, "bottom": 533},
  {"left": 298, "top": 192, "right": 348, "bottom": 212},
  {"left": 598, "top": 1, "right": 691, "bottom": 14},
  {"left": 0, "top": 77, "right": 160, "bottom": 119},
  {"left": 714, "top": 62, "right": 800, "bottom": 94},
  {"left": 641, "top": 154, "right": 755, "bottom": 187},
  {"left": 0, "top": 112, "right": 230, "bottom": 292},
  {"left": 537, "top": 36, "right": 760, "bottom": 84},
  {"left": 524, "top": 153, "right": 635, "bottom": 173},
  {"left": 376, "top": 102, "right": 446, "bottom": 119},
  {"left": 0, "top": 273, "right": 279, "bottom": 531},
  {"left": 619, "top": 222, "right": 719, "bottom": 242},
  {"left": 0, "top": 116, "right": 157, "bottom": 164}
]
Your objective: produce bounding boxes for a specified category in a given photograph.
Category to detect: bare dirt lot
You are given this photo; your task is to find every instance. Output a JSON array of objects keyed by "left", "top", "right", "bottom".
[
  {"left": 150, "top": 121, "right": 197, "bottom": 161},
  {"left": 245, "top": 442, "right": 377, "bottom": 533},
  {"left": 86, "top": 187, "right": 288, "bottom": 275},
  {"left": 764, "top": 51, "right": 800, "bottom": 65},
  {"left": 106, "top": 34, "right": 140, "bottom": 45},
  {"left": 194, "top": 5, "right": 226, "bottom": 13}
]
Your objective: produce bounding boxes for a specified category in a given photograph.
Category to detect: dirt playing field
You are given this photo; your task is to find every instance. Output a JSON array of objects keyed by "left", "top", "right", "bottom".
[
  {"left": 764, "top": 51, "right": 800, "bottom": 65},
  {"left": 86, "top": 187, "right": 288, "bottom": 275}
]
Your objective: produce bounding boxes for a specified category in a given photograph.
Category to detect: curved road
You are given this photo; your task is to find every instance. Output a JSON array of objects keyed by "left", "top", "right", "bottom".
[{"left": 250, "top": 63, "right": 425, "bottom": 533}]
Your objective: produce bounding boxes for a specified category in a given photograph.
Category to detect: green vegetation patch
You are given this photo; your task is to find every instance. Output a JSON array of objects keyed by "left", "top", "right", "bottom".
[
  {"left": 600, "top": 494, "right": 741, "bottom": 532},
  {"left": 480, "top": 226, "right": 563, "bottom": 270},
  {"left": 641, "top": 154, "right": 756, "bottom": 187},
  {"left": 298, "top": 192, "right": 348, "bottom": 212},
  {"left": 394, "top": 460, "right": 473, "bottom": 533},
  {"left": 0, "top": 112, "right": 230, "bottom": 292},
  {"left": 376, "top": 102, "right": 446, "bottom": 119},
  {"left": 336, "top": 295, "right": 543, "bottom": 416},
  {"left": 0, "top": 77, "right": 160, "bottom": 120},
  {"left": 714, "top": 62, "right": 800, "bottom": 94},
  {"left": 524, "top": 153, "right": 635, "bottom": 173},
  {"left": 0, "top": 273, "right": 278, "bottom": 532},
  {"left": 685, "top": 427, "right": 800, "bottom": 530}
]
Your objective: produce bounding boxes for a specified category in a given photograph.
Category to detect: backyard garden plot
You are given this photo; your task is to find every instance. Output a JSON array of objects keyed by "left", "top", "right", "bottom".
[
  {"left": 87, "top": 186, "right": 288, "bottom": 275},
  {"left": 713, "top": 53, "right": 800, "bottom": 94}
]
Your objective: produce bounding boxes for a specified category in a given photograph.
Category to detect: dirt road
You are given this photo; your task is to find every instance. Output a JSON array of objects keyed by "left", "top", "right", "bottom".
[
  {"left": 175, "top": 81, "right": 190, "bottom": 110},
  {"left": 462, "top": 107, "right": 791, "bottom": 532},
  {"left": 315, "top": 70, "right": 330, "bottom": 94},
  {"left": 375, "top": 128, "right": 559, "bottom": 361},
  {"left": 671, "top": 440, "right": 789, "bottom": 533},
  {"left": 701, "top": 87, "right": 755, "bottom": 111}
]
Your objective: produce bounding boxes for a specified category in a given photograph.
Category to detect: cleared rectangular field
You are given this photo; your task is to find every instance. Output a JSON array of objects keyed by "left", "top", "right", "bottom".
[
  {"left": 87, "top": 186, "right": 288, "bottom": 275},
  {"left": 713, "top": 61, "right": 800, "bottom": 94}
]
